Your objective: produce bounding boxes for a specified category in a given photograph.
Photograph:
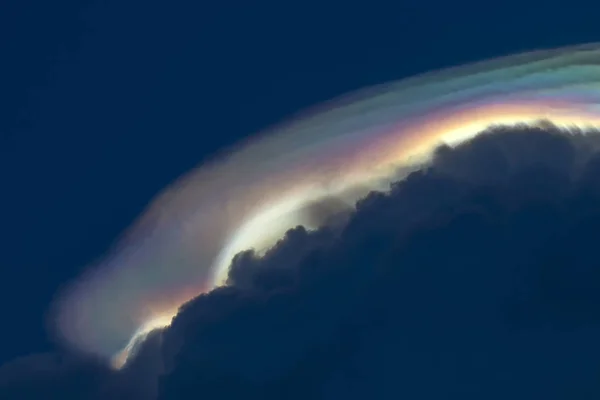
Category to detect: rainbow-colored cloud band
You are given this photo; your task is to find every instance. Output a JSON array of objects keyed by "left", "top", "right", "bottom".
[{"left": 50, "top": 43, "right": 600, "bottom": 368}]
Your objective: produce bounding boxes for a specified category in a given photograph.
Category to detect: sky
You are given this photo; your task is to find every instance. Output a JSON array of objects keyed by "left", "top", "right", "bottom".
[{"left": 3, "top": 0, "right": 600, "bottom": 399}]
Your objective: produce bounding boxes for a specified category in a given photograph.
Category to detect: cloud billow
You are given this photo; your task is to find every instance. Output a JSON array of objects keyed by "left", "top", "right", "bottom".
[
  {"left": 158, "top": 125, "right": 600, "bottom": 399},
  {"left": 4, "top": 125, "right": 600, "bottom": 399}
]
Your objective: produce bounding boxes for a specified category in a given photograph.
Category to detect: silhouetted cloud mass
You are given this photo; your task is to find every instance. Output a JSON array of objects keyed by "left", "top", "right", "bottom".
[
  {"left": 160, "top": 124, "right": 600, "bottom": 399},
  {"left": 5, "top": 124, "right": 600, "bottom": 399}
]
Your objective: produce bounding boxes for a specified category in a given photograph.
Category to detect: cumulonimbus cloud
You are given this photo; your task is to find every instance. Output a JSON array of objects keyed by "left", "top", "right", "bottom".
[
  {"left": 48, "top": 42, "right": 600, "bottom": 368},
  {"left": 160, "top": 126, "right": 600, "bottom": 399}
]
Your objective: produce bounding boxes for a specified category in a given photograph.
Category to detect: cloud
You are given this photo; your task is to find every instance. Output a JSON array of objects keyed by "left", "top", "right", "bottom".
[
  {"left": 53, "top": 42, "right": 600, "bottom": 363},
  {"left": 5, "top": 124, "right": 600, "bottom": 399},
  {"left": 159, "top": 124, "right": 600, "bottom": 399}
]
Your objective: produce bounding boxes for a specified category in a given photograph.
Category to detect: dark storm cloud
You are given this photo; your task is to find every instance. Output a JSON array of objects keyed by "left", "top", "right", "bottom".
[
  {"left": 159, "top": 124, "right": 600, "bottom": 399},
  {"left": 5, "top": 124, "right": 600, "bottom": 399}
]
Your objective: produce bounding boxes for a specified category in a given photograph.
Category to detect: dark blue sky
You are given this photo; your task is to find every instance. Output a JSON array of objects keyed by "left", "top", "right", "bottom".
[{"left": 0, "top": 0, "right": 597, "bottom": 364}]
